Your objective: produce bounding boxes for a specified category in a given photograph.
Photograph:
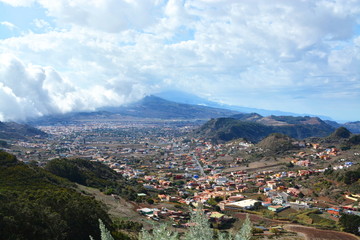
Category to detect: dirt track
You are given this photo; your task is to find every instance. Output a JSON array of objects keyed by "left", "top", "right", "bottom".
[
  {"left": 284, "top": 224, "right": 360, "bottom": 240},
  {"left": 234, "top": 212, "right": 360, "bottom": 240}
]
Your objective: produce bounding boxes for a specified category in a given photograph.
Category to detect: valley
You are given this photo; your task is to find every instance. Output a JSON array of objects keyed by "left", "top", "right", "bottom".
[{"left": 1, "top": 111, "right": 360, "bottom": 239}]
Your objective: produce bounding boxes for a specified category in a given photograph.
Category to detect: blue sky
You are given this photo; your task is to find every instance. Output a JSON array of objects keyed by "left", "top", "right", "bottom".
[{"left": 0, "top": 0, "right": 360, "bottom": 122}]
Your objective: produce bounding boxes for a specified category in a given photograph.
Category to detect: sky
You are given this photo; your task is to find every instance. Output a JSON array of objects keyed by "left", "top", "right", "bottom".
[{"left": 0, "top": 0, "right": 360, "bottom": 122}]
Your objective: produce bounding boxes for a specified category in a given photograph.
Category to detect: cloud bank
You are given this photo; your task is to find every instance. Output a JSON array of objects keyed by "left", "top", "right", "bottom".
[{"left": 1, "top": 0, "right": 360, "bottom": 121}]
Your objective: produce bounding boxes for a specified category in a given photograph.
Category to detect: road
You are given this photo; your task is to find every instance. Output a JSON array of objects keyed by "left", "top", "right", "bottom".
[{"left": 193, "top": 155, "right": 206, "bottom": 177}]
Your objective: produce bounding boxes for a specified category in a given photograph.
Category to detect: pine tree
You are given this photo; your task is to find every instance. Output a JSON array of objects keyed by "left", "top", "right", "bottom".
[
  {"left": 139, "top": 223, "right": 179, "bottom": 240},
  {"left": 183, "top": 203, "right": 213, "bottom": 240},
  {"left": 234, "top": 214, "right": 252, "bottom": 240},
  {"left": 99, "top": 219, "right": 115, "bottom": 240},
  {"left": 137, "top": 204, "right": 253, "bottom": 240},
  {"left": 90, "top": 219, "right": 114, "bottom": 240}
]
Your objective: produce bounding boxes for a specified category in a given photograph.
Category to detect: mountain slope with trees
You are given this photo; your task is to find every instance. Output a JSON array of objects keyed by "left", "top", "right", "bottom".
[
  {"left": 0, "top": 151, "right": 112, "bottom": 240},
  {"left": 45, "top": 158, "right": 146, "bottom": 201}
]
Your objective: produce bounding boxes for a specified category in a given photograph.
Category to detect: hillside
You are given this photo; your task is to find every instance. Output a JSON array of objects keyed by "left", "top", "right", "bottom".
[
  {"left": 195, "top": 118, "right": 273, "bottom": 142},
  {"left": 195, "top": 115, "right": 335, "bottom": 143},
  {"left": 256, "top": 133, "right": 299, "bottom": 154},
  {"left": 0, "top": 121, "right": 47, "bottom": 140},
  {"left": 0, "top": 151, "right": 111, "bottom": 240},
  {"left": 45, "top": 158, "right": 146, "bottom": 201}
]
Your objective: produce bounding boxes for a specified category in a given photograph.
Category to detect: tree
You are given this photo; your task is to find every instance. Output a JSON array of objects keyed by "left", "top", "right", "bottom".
[
  {"left": 99, "top": 219, "right": 115, "bottom": 240},
  {"left": 184, "top": 203, "right": 213, "bottom": 240},
  {"left": 215, "top": 196, "right": 224, "bottom": 203},
  {"left": 253, "top": 201, "right": 262, "bottom": 210},
  {"left": 344, "top": 169, "right": 360, "bottom": 185},
  {"left": 235, "top": 214, "right": 253, "bottom": 240},
  {"left": 139, "top": 223, "right": 178, "bottom": 240},
  {"left": 90, "top": 219, "right": 115, "bottom": 240},
  {"left": 339, "top": 214, "right": 360, "bottom": 236},
  {"left": 139, "top": 203, "right": 253, "bottom": 240}
]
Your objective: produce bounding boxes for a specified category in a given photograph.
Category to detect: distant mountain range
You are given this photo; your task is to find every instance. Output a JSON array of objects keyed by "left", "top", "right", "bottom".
[
  {"left": 29, "top": 95, "right": 239, "bottom": 125},
  {"left": 194, "top": 114, "right": 336, "bottom": 143},
  {"left": 3, "top": 93, "right": 358, "bottom": 143},
  {"left": 155, "top": 90, "right": 333, "bottom": 120},
  {"left": 99, "top": 95, "right": 238, "bottom": 119},
  {"left": 324, "top": 120, "right": 360, "bottom": 134}
]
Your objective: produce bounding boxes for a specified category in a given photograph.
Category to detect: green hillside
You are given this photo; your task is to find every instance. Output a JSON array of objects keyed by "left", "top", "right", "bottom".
[
  {"left": 45, "top": 158, "right": 146, "bottom": 201},
  {"left": 0, "top": 151, "right": 111, "bottom": 240},
  {"left": 195, "top": 116, "right": 335, "bottom": 143},
  {"left": 256, "top": 133, "right": 299, "bottom": 154}
]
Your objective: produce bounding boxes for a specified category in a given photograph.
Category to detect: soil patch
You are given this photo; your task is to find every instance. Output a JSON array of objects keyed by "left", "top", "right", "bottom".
[{"left": 284, "top": 224, "right": 360, "bottom": 240}]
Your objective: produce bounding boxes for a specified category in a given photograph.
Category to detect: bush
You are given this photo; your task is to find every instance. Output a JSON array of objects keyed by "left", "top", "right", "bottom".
[{"left": 339, "top": 214, "right": 360, "bottom": 235}]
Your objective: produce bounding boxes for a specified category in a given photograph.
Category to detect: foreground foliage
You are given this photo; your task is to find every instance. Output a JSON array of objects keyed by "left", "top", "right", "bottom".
[
  {"left": 139, "top": 204, "right": 253, "bottom": 240},
  {"left": 0, "top": 151, "right": 112, "bottom": 240}
]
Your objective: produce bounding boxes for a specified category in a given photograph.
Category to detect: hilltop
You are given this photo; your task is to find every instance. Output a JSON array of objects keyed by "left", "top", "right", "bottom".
[
  {"left": 194, "top": 114, "right": 335, "bottom": 143},
  {"left": 256, "top": 133, "right": 299, "bottom": 154}
]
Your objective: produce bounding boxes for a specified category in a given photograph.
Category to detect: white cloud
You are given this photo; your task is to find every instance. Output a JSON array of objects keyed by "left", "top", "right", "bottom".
[
  {"left": 0, "top": 21, "right": 17, "bottom": 30},
  {"left": 0, "top": 0, "right": 360, "bottom": 121},
  {"left": 0, "top": 0, "right": 35, "bottom": 7},
  {"left": 33, "top": 0, "right": 165, "bottom": 33},
  {"left": 32, "top": 19, "right": 51, "bottom": 30},
  {"left": 0, "top": 54, "right": 147, "bottom": 121}
]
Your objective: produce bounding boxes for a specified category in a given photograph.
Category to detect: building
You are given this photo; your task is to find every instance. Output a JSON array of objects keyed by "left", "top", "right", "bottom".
[{"left": 223, "top": 199, "right": 261, "bottom": 211}]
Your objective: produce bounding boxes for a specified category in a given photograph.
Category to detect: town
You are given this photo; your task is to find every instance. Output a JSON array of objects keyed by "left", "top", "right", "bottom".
[{"left": 2, "top": 118, "right": 360, "bottom": 238}]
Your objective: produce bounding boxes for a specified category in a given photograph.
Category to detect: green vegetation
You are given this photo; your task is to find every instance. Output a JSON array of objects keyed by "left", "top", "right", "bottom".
[
  {"left": 140, "top": 204, "right": 253, "bottom": 240},
  {"left": 196, "top": 116, "right": 334, "bottom": 143},
  {"left": 343, "top": 167, "right": 360, "bottom": 185},
  {"left": 0, "top": 140, "right": 8, "bottom": 148},
  {"left": 330, "top": 127, "right": 351, "bottom": 139},
  {"left": 324, "top": 166, "right": 360, "bottom": 189},
  {"left": 0, "top": 151, "right": 112, "bottom": 240},
  {"left": 339, "top": 214, "right": 360, "bottom": 236},
  {"left": 257, "top": 133, "right": 298, "bottom": 154},
  {"left": 287, "top": 209, "right": 336, "bottom": 229},
  {"left": 196, "top": 118, "right": 273, "bottom": 142},
  {"left": 45, "top": 158, "right": 146, "bottom": 201},
  {"left": 349, "top": 134, "right": 360, "bottom": 145}
]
